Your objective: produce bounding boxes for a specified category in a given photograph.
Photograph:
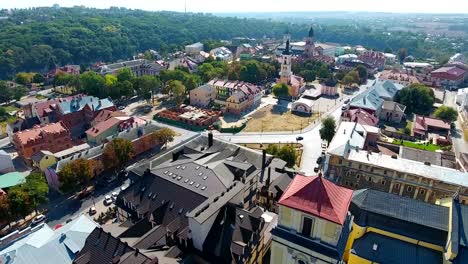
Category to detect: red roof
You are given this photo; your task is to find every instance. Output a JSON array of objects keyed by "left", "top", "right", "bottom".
[
  {"left": 414, "top": 115, "right": 451, "bottom": 132},
  {"left": 278, "top": 175, "right": 353, "bottom": 225}
]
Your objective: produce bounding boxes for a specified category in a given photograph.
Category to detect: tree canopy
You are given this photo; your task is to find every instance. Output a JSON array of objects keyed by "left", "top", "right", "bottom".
[
  {"left": 151, "top": 127, "right": 177, "bottom": 148},
  {"left": 272, "top": 83, "right": 291, "bottom": 98},
  {"left": 265, "top": 144, "right": 297, "bottom": 168},
  {"left": 103, "top": 138, "right": 134, "bottom": 170},
  {"left": 395, "top": 84, "right": 435, "bottom": 115},
  {"left": 319, "top": 116, "right": 337, "bottom": 144},
  {"left": 434, "top": 106, "right": 458, "bottom": 122},
  {"left": 58, "top": 159, "right": 96, "bottom": 193}
]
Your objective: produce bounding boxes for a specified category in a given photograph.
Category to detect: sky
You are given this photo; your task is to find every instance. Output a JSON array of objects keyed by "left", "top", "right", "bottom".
[{"left": 2, "top": 0, "right": 468, "bottom": 14}]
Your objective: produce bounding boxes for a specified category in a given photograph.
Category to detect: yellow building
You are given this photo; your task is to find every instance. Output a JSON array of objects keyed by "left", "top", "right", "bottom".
[
  {"left": 270, "top": 175, "right": 353, "bottom": 264},
  {"left": 31, "top": 150, "right": 57, "bottom": 172}
]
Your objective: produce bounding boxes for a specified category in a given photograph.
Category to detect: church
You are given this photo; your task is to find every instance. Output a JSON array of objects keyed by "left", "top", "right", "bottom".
[{"left": 277, "top": 39, "right": 305, "bottom": 99}]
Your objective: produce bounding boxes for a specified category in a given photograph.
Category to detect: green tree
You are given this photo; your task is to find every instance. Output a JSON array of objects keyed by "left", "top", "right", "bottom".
[
  {"left": 7, "top": 187, "right": 31, "bottom": 219},
  {"left": 0, "top": 81, "right": 12, "bottom": 103},
  {"left": 15, "top": 72, "right": 33, "bottom": 85},
  {"left": 103, "top": 138, "right": 134, "bottom": 170},
  {"left": 151, "top": 127, "right": 176, "bottom": 148},
  {"left": 265, "top": 144, "right": 279, "bottom": 156},
  {"left": 319, "top": 116, "right": 336, "bottom": 144},
  {"left": 355, "top": 65, "right": 368, "bottom": 84},
  {"left": 343, "top": 71, "right": 360, "bottom": 86},
  {"left": 0, "top": 195, "right": 12, "bottom": 225},
  {"left": 23, "top": 172, "right": 49, "bottom": 213},
  {"left": 434, "top": 106, "right": 458, "bottom": 122},
  {"left": 79, "top": 71, "right": 105, "bottom": 98},
  {"left": 398, "top": 48, "right": 408, "bottom": 64},
  {"left": 299, "top": 70, "right": 316, "bottom": 82},
  {"left": 239, "top": 60, "right": 267, "bottom": 83},
  {"left": 32, "top": 73, "right": 45, "bottom": 83},
  {"left": 277, "top": 145, "right": 297, "bottom": 167},
  {"left": 58, "top": 159, "right": 96, "bottom": 193},
  {"left": 133, "top": 75, "right": 161, "bottom": 101},
  {"left": 116, "top": 80, "right": 134, "bottom": 98},
  {"left": 53, "top": 72, "right": 73, "bottom": 87},
  {"left": 168, "top": 80, "right": 186, "bottom": 104},
  {"left": 116, "top": 68, "right": 134, "bottom": 83},
  {"left": 13, "top": 86, "right": 28, "bottom": 101},
  {"left": 395, "top": 84, "right": 435, "bottom": 115},
  {"left": 272, "top": 83, "right": 291, "bottom": 98}
]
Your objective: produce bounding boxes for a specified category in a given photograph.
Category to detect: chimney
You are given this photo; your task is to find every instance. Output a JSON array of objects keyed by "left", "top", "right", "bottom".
[
  {"left": 135, "top": 248, "right": 140, "bottom": 256},
  {"left": 172, "top": 151, "right": 180, "bottom": 161},
  {"left": 262, "top": 149, "right": 267, "bottom": 171},
  {"left": 208, "top": 132, "right": 213, "bottom": 147},
  {"left": 266, "top": 167, "right": 271, "bottom": 186}
]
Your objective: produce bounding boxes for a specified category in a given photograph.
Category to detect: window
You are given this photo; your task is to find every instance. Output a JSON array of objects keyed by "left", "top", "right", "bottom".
[
  {"left": 298, "top": 260, "right": 307, "bottom": 264},
  {"left": 419, "top": 189, "right": 426, "bottom": 195},
  {"left": 367, "top": 176, "right": 372, "bottom": 182},
  {"left": 381, "top": 180, "right": 386, "bottom": 185},
  {"left": 301, "top": 217, "right": 314, "bottom": 237},
  {"left": 394, "top": 183, "right": 400, "bottom": 189},
  {"left": 356, "top": 174, "right": 360, "bottom": 180},
  {"left": 407, "top": 186, "right": 413, "bottom": 192}
]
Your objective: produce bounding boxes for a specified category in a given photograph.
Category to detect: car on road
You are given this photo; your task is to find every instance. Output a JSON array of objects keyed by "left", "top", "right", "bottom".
[
  {"left": 296, "top": 136, "right": 304, "bottom": 141},
  {"left": 31, "top": 214, "right": 46, "bottom": 226},
  {"left": 89, "top": 207, "right": 97, "bottom": 215},
  {"left": 111, "top": 191, "right": 119, "bottom": 200},
  {"left": 321, "top": 142, "right": 327, "bottom": 149},
  {"left": 341, "top": 104, "right": 349, "bottom": 111},
  {"left": 106, "top": 175, "right": 117, "bottom": 184},
  {"left": 316, "top": 156, "right": 323, "bottom": 165},
  {"left": 104, "top": 195, "right": 113, "bottom": 206},
  {"left": 344, "top": 98, "right": 350, "bottom": 104},
  {"left": 118, "top": 105, "right": 126, "bottom": 110}
]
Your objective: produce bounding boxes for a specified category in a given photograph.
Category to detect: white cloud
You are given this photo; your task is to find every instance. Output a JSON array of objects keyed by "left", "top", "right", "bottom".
[{"left": 3, "top": 0, "right": 468, "bottom": 13}]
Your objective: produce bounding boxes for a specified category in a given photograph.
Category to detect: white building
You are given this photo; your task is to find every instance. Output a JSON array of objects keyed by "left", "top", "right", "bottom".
[
  {"left": 210, "top": 47, "right": 233, "bottom": 62},
  {"left": 185, "top": 42, "right": 204, "bottom": 56},
  {"left": 449, "top": 53, "right": 466, "bottom": 64},
  {"left": 0, "top": 150, "right": 14, "bottom": 174}
]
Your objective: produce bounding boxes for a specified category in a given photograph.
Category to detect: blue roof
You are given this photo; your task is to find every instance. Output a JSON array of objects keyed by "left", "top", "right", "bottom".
[
  {"left": 352, "top": 232, "right": 443, "bottom": 264},
  {"left": 372, "top": 80, "right": 404, "bottom": 100},
  {"left": 350, "top": 89, "right": 383, "bottom": 111},
  {"left": 59, "top": 96, "right": 114, "bottom": 114},
  {"left": 0, "top": 172, "right": 25, "bottom": 189},
  {"left": 0, "top": 215, "right": 98, "bottom": 264}
]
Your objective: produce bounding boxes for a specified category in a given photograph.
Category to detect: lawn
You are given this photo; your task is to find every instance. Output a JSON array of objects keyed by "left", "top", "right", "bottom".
[
  {"left": 392, "top": 139, "right": 441, "bottom": 152},
  {"left": 0, "top": 116, "right": 18, "bottom": 135},
  {"left": 3, "top": 105, "right": 19, "bottom": 113},
  {"left": 242, "top": 105, "right": 318, "bottom": 132},
  {"left": 241, "top": 143, "right": 303, "bottom": 167}
]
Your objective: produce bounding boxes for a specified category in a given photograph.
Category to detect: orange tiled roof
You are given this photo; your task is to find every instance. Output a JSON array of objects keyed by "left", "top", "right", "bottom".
[{"left": 14, "top": 122, "right": 69, "bottom": 145}]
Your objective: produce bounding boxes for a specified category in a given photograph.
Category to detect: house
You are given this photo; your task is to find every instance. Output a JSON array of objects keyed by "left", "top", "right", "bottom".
[
  {"left": 114, "top": 134, "right": 290, "bottom": 263},
  {"left": 189, "top": 84, "right": 217, "bottom": 108},
  {"left": 371, "top": 80, "right": 404, "bottom": 101},
  {"left": 0, "top": 215, "right": 98, "bottom": 264},
  {"left": 12, "top": 122, "right": 73, "bottom": 161},
  {"left": 0, "top": 172, "right": 26, "bottom": 190},
  {"left": 208, "top": 79, "right": 262, "bottom": 115},
  {"left": 341, "top": 108, "right": 379, "bottom": 127},
  {"left": 73, "top": 227, "right": 154, "bottom": 264},
  {"left": 270, "top": 175, "right": 353, "bottom": 264},
  {"left": 349, "top": 89, "right": 384, "bottom": 116},
  {"left": 291, "top": 97, "right": 314, "bottom": 115},
  {"left": 413, "top": 115, "right": 451, "bottom": 138},
  {"left": 185, "top": 42, "right": 204, "bottom": 56},
  {"left": 449, "top": 53, "right": 466, "bottom": 64},
  {"left": 97, "top": 59, "right": 163, "bottom": 77},
  {"left": 90, "top": 109, "right": 127, "bottom": 126},
  {"left": 45, "top": 121, "right": 161, "bottom": 191},
  {"left": 403, "top": 62, "right": 434, "bottom": 74},
  {"left": 0, "top": 150, "right": 14, "bottom": 174},
  {"left": 210, "top": 47, "right": 233, "bottom": 62},
  {"left": 326, "top": 132, "right": 468, "bottom": 203},
  {"left": 86, "top": 116, "right": 146, "bottom": 145},
  {"left": 379, "top": 101, "right": 406, "bottom": 123},
  {"left": 357, "top": 51, "right": 386, "bottom": 71},
  {"left": 31, "top": 143, "right": 91, "bottom": 172},
  {"left": 431, "top": 66, "right": 467, "bottom": 90}
]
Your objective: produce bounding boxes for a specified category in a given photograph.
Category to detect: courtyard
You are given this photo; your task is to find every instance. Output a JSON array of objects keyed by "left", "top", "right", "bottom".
[{"left": 242, "top": 105, "right": 318, "bottom": 133}]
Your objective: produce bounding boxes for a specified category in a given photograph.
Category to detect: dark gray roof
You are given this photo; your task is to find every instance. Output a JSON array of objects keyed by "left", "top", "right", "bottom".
[
  {"left": 352, "top": 189, "right": 449, "bottom": 231},
  {"left": 352, "top": 232, "right": 443, "bottom": 264},
  {"left": 399, "top": 147, "right": 456, "bottom": 169},
  {"left": 74, "top": 227, "right": 154, "bottom": 264}
]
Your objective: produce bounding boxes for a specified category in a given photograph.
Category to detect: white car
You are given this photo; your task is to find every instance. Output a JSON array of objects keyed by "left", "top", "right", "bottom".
[
  {"left": 31, "top": 214, "right": 46, "bottom": 226},
  {"left": 89, "top": 207, "right": 97, "bottom": 215},
  {"left": 111, "top": 191, "right": 119, "bottom": 200},
  {"left": 104, "top": 195, "right": 113, "bottom": 206}
]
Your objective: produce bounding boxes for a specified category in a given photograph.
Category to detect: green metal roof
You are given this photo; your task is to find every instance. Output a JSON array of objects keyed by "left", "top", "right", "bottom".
[{"left": 0, "top": 172, "right": 26, "bottom": 189}]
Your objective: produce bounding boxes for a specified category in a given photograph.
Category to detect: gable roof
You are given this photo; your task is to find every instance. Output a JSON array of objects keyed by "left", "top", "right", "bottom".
[
  {"left": 382, "top": 101, "right": 406, "bottom": 112},
  {"left": 59, "top": 96, "right": 114, "bottom": 115},
  {"left": 327, "top": 122, "right": 369, "bottom": 157},
  {"left": 0, "top": 215, "right": 98, "bottom": 264},
  {"left": 278, "top": 175, "right": 353, "bottom": 225},
  {"left": 350, "top": 88, "right": 383, "bottom": 111},
  {"left": 13, "top": 122, "right": 69, "bottom": 145},
  {"left": 372, "top": 80, "right": 404, "bottom": 100}
]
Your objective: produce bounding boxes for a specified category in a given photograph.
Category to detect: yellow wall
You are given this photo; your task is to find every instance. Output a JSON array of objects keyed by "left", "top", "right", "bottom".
[
  {"left": 38, "top": 155, "right": 57, "bottom": 171},
  {"left": 270, "top": 241, "right": 285, "bottom": 264},
  {"left": 348, "top": 253, "right": 373, "bottom": 264}
]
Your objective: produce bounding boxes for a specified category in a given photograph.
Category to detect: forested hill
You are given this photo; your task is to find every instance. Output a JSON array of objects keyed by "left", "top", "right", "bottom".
[{"left": 0, "top": 7, "right": 293, "bottom": 79}]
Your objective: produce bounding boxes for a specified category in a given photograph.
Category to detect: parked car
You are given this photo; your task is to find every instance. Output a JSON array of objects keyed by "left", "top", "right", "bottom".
[
  {"left": 104, "top": 195, "right": 113, "bottom": 206},
  {"left": 296, "top": 136, "right": 304, "bottom": 141},
  {"left": 106, "top": 175, "right": 117, "bottom": 184},
  {"left": 321, "top": 142, "right": 327, "bottom": 149},
  {"left": 118, "top": 105, "right": 125, "bottom": 110},
  {"left": 111, "top": 191, "right": 119, "bottom": 200},
  {"left": 31, "top": 214, "right": 46, "bottom": 226},
  {"left": 344, "top": 98, "right": 350, "bottom": 104},
  {"left": 89, "top": 207, "right": 97, "bottom": 215},
  {"left": 316, "top": 156, "right": 323, "bottom": 165}
]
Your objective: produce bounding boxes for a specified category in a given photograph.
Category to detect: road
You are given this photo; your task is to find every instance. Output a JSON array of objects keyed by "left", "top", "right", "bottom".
[
  {"left": 444, "top": 91, "right": 468, "bottom": 157},
  {"left": 215, "top": 79, "right": 374, "bottom": 175}
]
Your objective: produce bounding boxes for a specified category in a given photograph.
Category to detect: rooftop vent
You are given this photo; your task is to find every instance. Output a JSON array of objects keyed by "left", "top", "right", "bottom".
[
  {"left": 169, "top": 172, "right": 173, "bottom": 176},
  {"left": 152, "top": 194, "right": 157, "bottom": 200},
  {"left": 172, "top": 174, "right": 177, "bottom": 179},
  {"left": 181, "top": 166, "right": 186, "bottom": 170},
  {"left": 164, "top": 171, "right": 168, "bottom": 174},
  {"left": 176, "top": 166, "right": 180, "bottom": 169},
  {"left": 373, "top": 243, "right": 378, "bottom": 251},
  {"left": 203, "top": 176, "right": 208, "bottom": 180},
  {"left": 201, "top": 186, "right": 206, "bottom": 190},
  {"left": 169, "top": 203, "right": 174, "bottom": 209},
  {"left": 424, "top": 161, "right": 431, "bottom": 166},
  {"left": 177, "top": 176, "right": 182, "bottom": 181},
  {"left": 195, "top": 166, "right": 200, "bottom": 170},
  {"left": 184, "top": 179, "right": 189, "bottom": 183},
  {"left": 195, "top": 184, "right": 200, "bottom": 188},
  {"left": 178, "top": 208, "right": 184, "bottom": 214},
  {"left": 147, "top": 192, "right": 153, "bottom": 198},
  {"left": 198, "top": 172, "right": 203, "bottom": 176},
  {"left": 189, "top": 181, "right": 194, "bottom": 185},
  {"left": 391, "top": 154, "right": 397, "bottom": 159}
]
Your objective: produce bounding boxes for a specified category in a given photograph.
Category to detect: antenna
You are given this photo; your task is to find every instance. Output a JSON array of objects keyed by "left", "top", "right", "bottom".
[{"left": 184, "top": 0, "right": 187, "bottom": 14}]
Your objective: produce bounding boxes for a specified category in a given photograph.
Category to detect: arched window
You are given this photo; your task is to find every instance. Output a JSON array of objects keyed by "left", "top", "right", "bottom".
[{"left": 298, "top": 260, "right": 307, "bottom": 264}]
